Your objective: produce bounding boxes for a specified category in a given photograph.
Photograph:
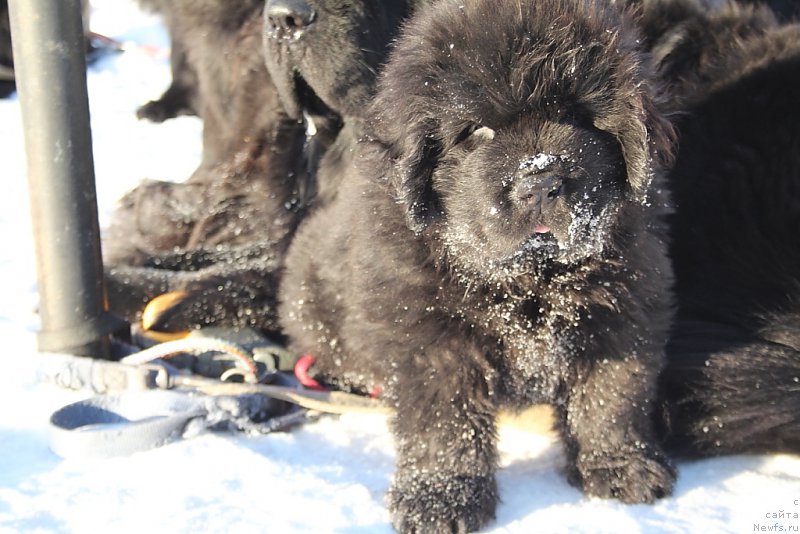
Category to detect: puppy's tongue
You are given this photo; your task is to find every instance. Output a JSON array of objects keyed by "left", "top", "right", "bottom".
[{"left": 534, "top": 224, "right": 551, "bottom": 234}]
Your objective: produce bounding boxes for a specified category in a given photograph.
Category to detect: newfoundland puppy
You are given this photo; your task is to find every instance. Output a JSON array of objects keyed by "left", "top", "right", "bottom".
[
  {"left": 262, "top": 0, "right": 425, "bottom": 205},
  {"left": 103, "top": 0, "right": 308, "bottom": 335},
  {"left": 280, "top": 0, "right": 676, "bottom": 531},
  {"left": 104, "top": 0, "right": 424, "bottom": 334},
  {"left": 628, "top": 0, "right": 800, "bottom": 456}
]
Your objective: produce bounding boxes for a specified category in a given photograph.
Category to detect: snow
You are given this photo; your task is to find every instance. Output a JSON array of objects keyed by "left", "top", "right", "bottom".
[
  {"left": 518, "top": 153, "right": 567, "bottom": 173},
  {"left": 0, "top": 1, "right": 798, "bottom": 532}
]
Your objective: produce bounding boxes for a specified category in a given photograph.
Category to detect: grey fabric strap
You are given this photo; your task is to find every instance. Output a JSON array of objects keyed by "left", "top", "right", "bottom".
[
  {"left": 49, "top": 390, "right": 207, "bottom": 458},
  {"left": 48, "top": 389, "right": 308, "bottom": 459},
  {"left": 37, "top": 352, "right": 169, "bottom": 393}
]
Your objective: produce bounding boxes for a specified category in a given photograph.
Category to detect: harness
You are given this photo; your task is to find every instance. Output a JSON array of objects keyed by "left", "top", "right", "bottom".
[{"left": 42, "top": 327, "right": 387, "bottom": 459}]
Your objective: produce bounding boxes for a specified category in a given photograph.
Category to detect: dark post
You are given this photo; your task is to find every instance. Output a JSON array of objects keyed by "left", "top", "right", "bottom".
[{"left": 8, "top": 0, "right": 125, "bottom": 357}]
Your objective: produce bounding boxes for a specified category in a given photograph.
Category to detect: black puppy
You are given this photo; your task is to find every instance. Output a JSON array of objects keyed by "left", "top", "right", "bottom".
[
  {"left": 628, "top": 0, "right": 800, "bottom": 456},
  {"left": 134, "top": 0, "right": 285, "bottom": 170},
  {"left": 103, "top": 1, "right": 307, "bottom": 335},
  {"left": 104, "top": 0, "right": 424, "bottom": 334},
  {"left": 280, "top": 0, "right": 677, "bottom": 531},
  {"left": 263, "top": 0, "right": 426, "bottom": 204}
]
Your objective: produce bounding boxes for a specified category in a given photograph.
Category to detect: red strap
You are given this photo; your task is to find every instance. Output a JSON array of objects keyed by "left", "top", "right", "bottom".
[
  {"left": 294, "top": 355, "right": 326, "bottom": 391},
  {"left": 294, "top": 354, "right": 383, "bottom": 397}
]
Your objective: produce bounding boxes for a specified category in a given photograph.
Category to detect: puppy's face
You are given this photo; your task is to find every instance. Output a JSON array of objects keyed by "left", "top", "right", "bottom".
[
  {"left": 371, "top": 0, "right": 672, "bottom": 278},
  {"left": 435, "top": 114, "right": 627, "bottom": 273},
  {"left": 262, "top": 0, "right": 415, "bottom": 130}
]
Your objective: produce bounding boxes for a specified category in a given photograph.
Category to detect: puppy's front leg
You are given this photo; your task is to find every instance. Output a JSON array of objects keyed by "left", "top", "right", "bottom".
[
  {"left": 387, "top": 349, "right": 499, "bottom": 534},
  {"left": 560, "top": 350, "right": 676, "bottom": 503}
]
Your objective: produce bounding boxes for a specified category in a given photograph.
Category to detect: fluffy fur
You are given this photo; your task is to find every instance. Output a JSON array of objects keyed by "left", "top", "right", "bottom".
[
  {"left": 737, "top": 0, "right": 800, "bottom": 21},
  {"left": 280, "top": 1, "right": 677, "bottom": 531},
  {"left": 103, "top": 1, "right": 308, "bottom": 335},
  {"left": 134, "top": 0, "right": 285, "bottom": 169},
  {"left": 104, "top": 0, "right": 423, "bottom": 334},
  {"left": 263, "top": 0, "right": 424, "bottom": 204},
  {"left": 630, "top": 0, "right": 800, "bottom": 455}
]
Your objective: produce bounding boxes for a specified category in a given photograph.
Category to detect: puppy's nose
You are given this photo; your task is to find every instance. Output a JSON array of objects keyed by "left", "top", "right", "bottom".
[
  {"left": 265, "top": 0, "right": 316, "bottom": 38},
  {"left": 514, "top": 174, "right": 563, "bottom": 213}
]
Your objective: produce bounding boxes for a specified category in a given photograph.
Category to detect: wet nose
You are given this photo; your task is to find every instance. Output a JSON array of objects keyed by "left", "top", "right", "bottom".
[
  {"left": 514, "top": 174, "right": 563, "bottom": 213},
  {"left": 265, "top": 0, "right": 316, "bottom": 38}
]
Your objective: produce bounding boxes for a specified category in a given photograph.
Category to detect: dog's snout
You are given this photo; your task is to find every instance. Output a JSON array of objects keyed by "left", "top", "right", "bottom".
[
  {"left": 265, "top": 0, "right": 316, "bottom": 38},
  {"left": 514, "top": 174, "right": 563, "bottom": 212}
]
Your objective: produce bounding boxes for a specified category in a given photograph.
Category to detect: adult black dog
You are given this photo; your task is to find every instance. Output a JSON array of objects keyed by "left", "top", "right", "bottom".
[
  {"left": 629, "top": 0, "right": 800, "bottom": 456},
  {"left": 280, "top": 0, "right": 677, "bottom": 531},
  {"left": 104, "top": 0, "right": 425, "bottom": 335}
]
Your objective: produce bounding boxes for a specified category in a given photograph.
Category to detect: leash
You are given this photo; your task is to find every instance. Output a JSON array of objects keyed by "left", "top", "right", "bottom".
[{"left": 41, "top": 327, "right": 387, "bottom": 459}]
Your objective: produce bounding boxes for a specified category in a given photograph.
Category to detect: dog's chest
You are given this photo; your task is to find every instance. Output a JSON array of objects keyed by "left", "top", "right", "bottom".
[{"left": 465, "top": 289, "right": 582, "bottom": 403}]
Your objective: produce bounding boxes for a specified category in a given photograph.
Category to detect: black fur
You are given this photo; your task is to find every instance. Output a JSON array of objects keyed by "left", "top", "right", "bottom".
[
  {"left": 134, "top": 0, "right": 200, "bottom": 123},
  {"left": 633, "top": 0, "right": 800, "bottom": 456},
  {"left": 263, "top": 0, "right": 423, "bottom": 204},
  {"left": 103, "top": 1, "right": 308, "bottom": 335},
  {"left": 135, "top": 0, "right": 283, "bottom": 169},
  {"left": 104, "top": 0, "right": 422, "bottom": 334},
  {"left": 738, "top": 0, "right": 800, "bottom": 21},
  {"left": 279, "top": 1, "right": 677, "bottom": 531}
]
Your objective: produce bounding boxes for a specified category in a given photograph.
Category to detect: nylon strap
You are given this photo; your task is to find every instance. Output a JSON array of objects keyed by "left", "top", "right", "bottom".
[
  {"left": 48, "top": 389, "right": 314, "bottom": 459},
  {"left": 49, "top": 390, "right": 207, "bottom": 458}
]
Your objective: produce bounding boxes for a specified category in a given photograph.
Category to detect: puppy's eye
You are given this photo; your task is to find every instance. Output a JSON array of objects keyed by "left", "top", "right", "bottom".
[
  {"left": 454, "top": 124, "right": 495, "bottom": 147},
  {"left": 471, "top": 126, "right": 495, "bottom": 142}
]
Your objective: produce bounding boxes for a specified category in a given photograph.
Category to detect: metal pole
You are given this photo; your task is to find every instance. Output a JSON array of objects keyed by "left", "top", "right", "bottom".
[{"left": 8, "top": 0, "right": 126, "bottom": 357}]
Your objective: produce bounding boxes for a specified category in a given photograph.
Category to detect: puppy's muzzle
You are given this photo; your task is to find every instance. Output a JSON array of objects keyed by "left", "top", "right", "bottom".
[
  {"left": 513, "top": 173, "right": 563, "bottom": 220},
  {"left": 265, "top": 0, "right": 316, "bottom": 40}
]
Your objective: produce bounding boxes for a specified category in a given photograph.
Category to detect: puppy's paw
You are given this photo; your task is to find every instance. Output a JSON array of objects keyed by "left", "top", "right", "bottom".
[
  {"left": 388, "top": 473, "right": 497, "bottom": 534},
  {"left": 569, "top": 446, "right": 676, "bottom": 503}
]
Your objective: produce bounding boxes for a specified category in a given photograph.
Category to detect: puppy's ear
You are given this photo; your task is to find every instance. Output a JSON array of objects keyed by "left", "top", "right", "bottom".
[
  {"left": 595, "top": 90, "right": 675, "bottom": 204},
  {"left": 387, "top": 120, "right": 443, "bottom": 233}
]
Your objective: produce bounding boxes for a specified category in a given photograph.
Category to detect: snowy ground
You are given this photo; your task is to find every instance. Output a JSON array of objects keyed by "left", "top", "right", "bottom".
[{"left": 0, "top": 1, "right": 798, "bottom": 532}]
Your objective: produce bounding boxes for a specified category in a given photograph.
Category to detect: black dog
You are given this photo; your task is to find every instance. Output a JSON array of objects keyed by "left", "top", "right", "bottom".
[
  {"left": 104, "top": 0, "right": 424, "bottom": 335},
  {"left": 279, "top": 0, "right": 677, "bottom": 531},
  {"left": 103, "top": 1, "right": 308, "bottom": 335},
  {"left": 263, "top": 0, "right": 426, "bottom": 204},
  {"left": 627, "top": 0, "right": 800, "bottom": 456}
]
